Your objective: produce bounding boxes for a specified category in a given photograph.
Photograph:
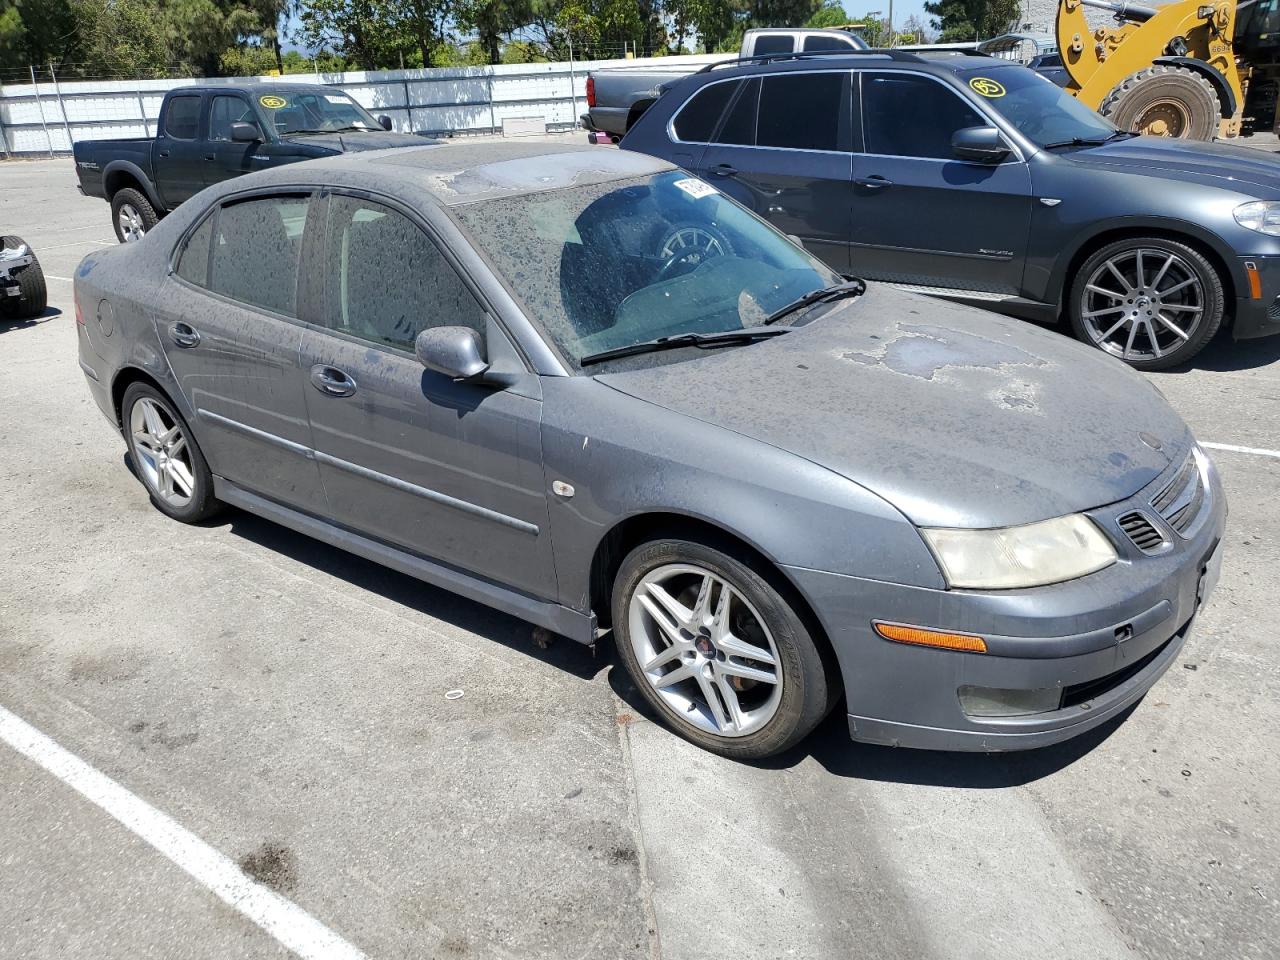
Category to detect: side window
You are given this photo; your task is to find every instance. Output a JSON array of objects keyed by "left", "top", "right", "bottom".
[
  {"left": 715, "top": 78, "right": 760, "bottom": 146},
  {"left": 175, "top": 213, "right": 214, "bottom": 287},
  {"left": 209, "top": 195, "right": 310, "bottom": 316},
  {"left": 320, "top": 195, "right": 486, "bottom": 351},
  {"left": 672, "top": 80, "right": 738, "bottom": 143},
  {"left": 757, "top": 73, "right": 843, "bottom": 151},
  {"left": 209, "top": 96, "right": 255, "bottom": 142},
  {"left": 803, "top": 35, "right": 854, "bottom": 52},
  {"left": 163, "top": 96, "right": 201, "bottom": 140},
  {"left": 753, "top": 35, "right": 794, "bottom": 55},
  {"left": 862, "top": 73, "right": 986, "bottom": 159}
]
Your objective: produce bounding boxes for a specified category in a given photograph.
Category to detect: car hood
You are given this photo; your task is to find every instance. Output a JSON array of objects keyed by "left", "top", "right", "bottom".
[
  {"left": 1062, "top": 135, "right": 1280, "bottom": 194},
  {"left": 594, "top": 286, "right": 1191, "bottom": 528},
  {"left": 284, "top": 130, "right": 436, "bottom": 153}
]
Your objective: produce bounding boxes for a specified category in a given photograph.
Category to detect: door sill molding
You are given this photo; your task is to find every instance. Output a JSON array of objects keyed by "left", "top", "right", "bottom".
[{"left": 213, "top": 477, "right": 595, "bottom": 644}]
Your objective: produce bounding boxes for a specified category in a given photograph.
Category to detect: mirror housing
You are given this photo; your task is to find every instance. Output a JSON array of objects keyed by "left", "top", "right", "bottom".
[
  {"left": 416, "top": 326, "right": 489, "bottom": 381},
  {"left": 231, "top": 122, "right": 261, "bottom": 143},
  {"left": 378, "top": 115, "right": 393, "bottom": 131},
  {"left": 951, "top": 126, "right": 1010, "bottom": 163}
]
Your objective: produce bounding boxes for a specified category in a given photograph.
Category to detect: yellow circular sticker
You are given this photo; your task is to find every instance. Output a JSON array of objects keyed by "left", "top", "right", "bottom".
[
  {"left": 259, "top": 95, "right": 288, "bottom": 109},
  {"left": 969, "top": 77, "right": 1006, "bottom": 98}
]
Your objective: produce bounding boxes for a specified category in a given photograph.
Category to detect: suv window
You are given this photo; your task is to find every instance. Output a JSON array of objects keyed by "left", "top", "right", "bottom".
[
  {"left": 163, "top": 95, "right": 202, "bottom": 140},
  {"left": 715, "top": 78, "right": 760, "bottom": 146},
  {"left": 320, "top": 195, "right": 486, "bottom": 351},
  {"left": 673, "top": 80, "right": 739, "bottom": 143},
  {"left": 209, "top": 195, "right": 310, "bottom": 316},
  {"left": 753, "top": 35, "right": 794, "bottom": 55},
  {"left": 757, "top": 73, "right": 843, "bottom": 151},
  {"left": 209, "top": 96, "right": 257, "bottom": 142},
  {"left": 862, "top": 73, "right": 986, "bottom": 159},
  {"left": 175, "top": 215, "right": 214, "bottom": 286}
]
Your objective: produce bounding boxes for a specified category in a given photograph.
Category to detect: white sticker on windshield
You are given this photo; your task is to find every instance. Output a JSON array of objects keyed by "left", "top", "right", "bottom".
[
  {"left": 673, "top": 178, "right": 718, "bottom": 199},
  {"left": 324, "top": 95, "right": 349, "bottom": 104}
]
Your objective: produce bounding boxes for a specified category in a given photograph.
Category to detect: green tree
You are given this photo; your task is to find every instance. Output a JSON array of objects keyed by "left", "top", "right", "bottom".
[
  {"left": 457, "top": 0, "right": 531, "bottom": 64},
  {"left": 923, "top": 0, "right": 1018, "bottom": 42},
  {"left": 806, "top": 0, "right": 849, "bottom": 28}
]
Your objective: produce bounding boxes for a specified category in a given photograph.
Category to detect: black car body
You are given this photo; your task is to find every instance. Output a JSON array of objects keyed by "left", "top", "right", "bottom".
[
  {"left": 621, "top": 52, "right": 1280, "bottom": 367},
  {"left": 73, "top": 83, "right": 433, "bottom": 242}
]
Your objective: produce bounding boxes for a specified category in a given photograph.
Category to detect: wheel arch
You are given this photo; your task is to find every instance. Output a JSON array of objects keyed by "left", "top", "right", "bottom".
[
  {"left": 102, "top": 161, "right": 164, "bottom": 212},
  {"left": 1152, "top": 57, "right": 1236, "bottom": 119},
  {"left": 110, "top": 365, "right": 175, "bottom": 429},
  {"left": 626, "top": 98, "right": 656, "bottom": 132}
]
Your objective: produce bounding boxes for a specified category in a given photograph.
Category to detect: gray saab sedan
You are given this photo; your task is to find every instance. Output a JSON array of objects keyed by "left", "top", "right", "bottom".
[{"left": 74, "top": 143, "right": 1225, "bottom": 759}]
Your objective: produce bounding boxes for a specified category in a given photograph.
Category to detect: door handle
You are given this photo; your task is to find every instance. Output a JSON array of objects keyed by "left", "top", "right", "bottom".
[
  {"left": 158, "top": 150, "right": 170, "bottom": 158},
  {"left": 710, "top": 164, "right": 738, "bottom": 177},
  {"left": 855, "top": 175, "right": 892, "bottom": 190},
  {"left": 309, "top": 364, "right": 357, "bottom": 398},
  {"left": 203, "top": 153, "right": 215, "bottom": 161},
  {"left": 168, "top": 321, "right": 200, "bottom": 348}
]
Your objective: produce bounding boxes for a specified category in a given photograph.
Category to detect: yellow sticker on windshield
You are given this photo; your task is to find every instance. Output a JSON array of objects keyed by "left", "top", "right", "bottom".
[
  {"left": 259, "top": 95, "right": 288, "bottom": 109},
  {"left": 969, "top": 77, "right": 1006, "bottom": 98}
]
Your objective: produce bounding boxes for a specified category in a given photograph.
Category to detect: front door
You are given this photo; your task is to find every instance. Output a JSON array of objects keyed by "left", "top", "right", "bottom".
[
  {"left": 206, "top": 94, "right": 268, "bottom": 187},
  {"left": 848, "top": 71, "right": 1033, "bottom": 295},
  {"left": 298, "top": 193, "right": 557, "bottom": 599},
  {"left": 693, "top": 72, "right": 854, "bottom": 274},
  {"left": 156, "top": 191, "right": 328, "bottom": 512},
  {"left": 153, "top": 93, "right": 207, "bottom": 209}
]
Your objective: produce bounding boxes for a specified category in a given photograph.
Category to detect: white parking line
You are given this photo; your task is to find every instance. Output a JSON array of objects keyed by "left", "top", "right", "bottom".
[
  {"left": 0, "top": 704, "right": 367, "bottom": 960},
  {"left": 1202, "top": 441, "right": 1280, "bottom": 460},
  {"left": 44, "top": 275, "right": 74, "bottom": 282}
]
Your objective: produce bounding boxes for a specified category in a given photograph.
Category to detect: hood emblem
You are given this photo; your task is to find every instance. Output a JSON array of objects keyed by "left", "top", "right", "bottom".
[{"left": 1139, "top": 432, "right": 1163, "bottom": 451}]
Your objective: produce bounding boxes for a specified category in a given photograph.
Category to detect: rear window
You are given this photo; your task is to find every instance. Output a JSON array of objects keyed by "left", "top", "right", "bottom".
[
  {"left": 715, "top": 78, "right": 760, "bottom": 146},
  {"left": 803, "top": 35, "right": 855, "bottom": 52},
  {"left": 753, "top": 35, "right": 794, "bottom": 55},
  {"left": 208, "top": 195, "right": 310, "bottom": 316},
  {"left": 757, "top": 73, "right": 843, "bottom": 151},
  {"left": 673, "top": 80, "right": 738, "bottom": 142},
  {"left": 163, "top": 96, "right": 201, "bottom": 140},
  {"left": 175, "top": 215, "right": 213, "bottom": 286}
]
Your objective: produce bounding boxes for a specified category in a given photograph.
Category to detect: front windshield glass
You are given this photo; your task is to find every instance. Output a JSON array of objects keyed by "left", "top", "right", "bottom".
[
  {"left": 451, "top": 171, "right": 842, "bottom": 367},
  {"left": 254, "top": 88, "right": 382, "bottom": 135},
  {"left": 961, "top": 66, "right": 1117, "bottom": 146}
]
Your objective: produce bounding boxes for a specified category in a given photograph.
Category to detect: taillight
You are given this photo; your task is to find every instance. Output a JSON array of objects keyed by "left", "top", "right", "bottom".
[
  {"left": 74, "top": 289, "right": 84, "bottom": 326},
  {"left": 586, "top": 75, "right": 596, "bottom": 108}
]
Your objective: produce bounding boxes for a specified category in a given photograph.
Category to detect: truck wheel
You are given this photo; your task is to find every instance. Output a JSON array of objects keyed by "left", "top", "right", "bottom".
[
  {"left": 111, "top": 188, "right": 159, "bottom": 243},
  {"left": 1099, "top": 65, "right": 1220, "bottom": 140},
  {"left": 0, "top": 235, "right": 47, "bottom": 319},
  {"left": 1068, "top": 237, "right": 1224, "bottom": 369}
]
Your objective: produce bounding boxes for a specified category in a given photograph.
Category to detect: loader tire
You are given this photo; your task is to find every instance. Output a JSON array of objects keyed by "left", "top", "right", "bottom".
[{"left": 1099, "top": 65, "right": 1221, "bottom": 140}]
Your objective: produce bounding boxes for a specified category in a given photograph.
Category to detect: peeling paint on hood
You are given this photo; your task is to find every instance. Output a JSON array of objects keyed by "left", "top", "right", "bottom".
[{"left": 596, "top": 285, "right": 1189, "bottom": 528}]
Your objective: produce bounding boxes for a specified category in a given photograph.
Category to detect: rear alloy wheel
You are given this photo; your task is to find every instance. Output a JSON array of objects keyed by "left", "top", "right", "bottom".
[
  {"left": 1069, "top": 238, "right": 1223, "bottom": 369},
  {"left": 122, "top": 383, "right": 220, "bottom": 522},
  {"left": 111, "top": 187, "right": 159, "bottom": 243},
  {"left": 612, "top": 539, "right": 832, "bottom": 759},
  {"left": 1099, "top": 65, "right": 1220, "bottom": 140}
]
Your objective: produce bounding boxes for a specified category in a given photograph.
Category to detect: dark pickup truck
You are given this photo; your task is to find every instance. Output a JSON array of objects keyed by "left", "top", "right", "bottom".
[{"left": 74, "top": 83, "right": 433, "bottom": 242}]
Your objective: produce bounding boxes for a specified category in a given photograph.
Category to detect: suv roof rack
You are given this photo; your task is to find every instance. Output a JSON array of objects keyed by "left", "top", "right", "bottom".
[{"left": 694, "top": 49, "right": 927, "bottom": 74}]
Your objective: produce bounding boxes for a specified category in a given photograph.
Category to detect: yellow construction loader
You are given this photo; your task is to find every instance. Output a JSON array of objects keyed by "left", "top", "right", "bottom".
[{"left": 1056, "top": 0, "right": 1280, "bottom": 139}]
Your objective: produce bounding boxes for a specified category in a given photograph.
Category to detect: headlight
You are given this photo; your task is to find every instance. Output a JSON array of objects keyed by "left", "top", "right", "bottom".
[
  {"left": 921, "top": 514, "right": 1116, "bottom": 589},
  {"left": 1234, "top": 200, "right": 1280, "bottom": 236}
]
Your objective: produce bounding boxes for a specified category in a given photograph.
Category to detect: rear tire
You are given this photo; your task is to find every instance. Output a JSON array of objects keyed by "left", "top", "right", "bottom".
[
  {"left": 1099, "top": 65, "right": 1220, "bottom": 140},
  {"left": 0, "top": 235, "right": 46, "bottom": 318},
  {"left": 111, "top": 187, "right": 159, "bottom": 243},
  {"left": 121, "top": 382, "right": 220, "bottom": 522}
]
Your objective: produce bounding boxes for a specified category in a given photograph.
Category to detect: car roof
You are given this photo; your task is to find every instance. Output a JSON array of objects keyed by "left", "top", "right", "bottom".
[
  {"left": 692, "top": 50, "right": 1020, "bottom": 79},
  {"left": 212, "top": 140, "right": 678, "bottom": 206},
  {"left": 166, "top": 82, "right": 364, "bottom": 96}
]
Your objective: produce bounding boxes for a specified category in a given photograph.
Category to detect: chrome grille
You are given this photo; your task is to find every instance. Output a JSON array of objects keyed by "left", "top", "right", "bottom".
[
  {"left": 1118, "top": 512, "right": 1166, "bottom": 553},
  {"left": 1152, "top": 451, "right": 1206, "bottom": 537}
]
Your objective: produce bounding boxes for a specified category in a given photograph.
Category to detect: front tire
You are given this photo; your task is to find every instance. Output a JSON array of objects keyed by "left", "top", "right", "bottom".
[
  {"left": 1068, "top": 237, "right": 1224, "bottom": 369},
  {"left": 612, "top": 539, "right": 832, "bottom": 759},
  {"left": 121, "top": 382, "right": 220, "bottom": 522},
  {"left": 1099, "top": 65, "right": 1220, "bottom": 140},
  {"left": 0, "top": 235, "right": 46, "bottom": 318},
  {"left": 111, "top": 188, "right": 159, "bottom": 243}
]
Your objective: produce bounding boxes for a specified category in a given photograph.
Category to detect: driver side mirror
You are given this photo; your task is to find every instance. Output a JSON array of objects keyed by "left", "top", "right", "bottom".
[
  {"left": 378, "top": 115, "right": 393, "bottom": 131},
  {"left": 951, "top": 126, "right": 1010, "bottom": 164},
  {"left": 231, "top": 122, "right": 261, "bottom": 143},
  {"left": 416, "top": 326, "right": 489, "bottom": 381}
]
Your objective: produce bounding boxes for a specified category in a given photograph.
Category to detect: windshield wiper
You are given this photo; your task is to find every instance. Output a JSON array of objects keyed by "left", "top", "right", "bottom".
[
  {"left": 282, "top": 125, "right": 373, "bottom": 136},
  {"left": 1042, "top": 130, "right": 1135, "bottom": 149},
  {"left": 763, "top": 279, "right": 866, "bottom": 326},
  {"left": 579, "top": 328, "right": 792, "bottom": 367}
]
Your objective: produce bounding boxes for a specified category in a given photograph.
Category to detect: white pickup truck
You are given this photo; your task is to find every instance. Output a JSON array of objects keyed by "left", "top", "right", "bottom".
[{"left": 581, "top": 28, "right": 869, "bottom": 142}]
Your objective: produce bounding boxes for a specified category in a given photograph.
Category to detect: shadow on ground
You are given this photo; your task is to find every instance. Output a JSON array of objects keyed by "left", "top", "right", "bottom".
[{"left": 0, "top": 306, "right": 60, "bottom": 332}]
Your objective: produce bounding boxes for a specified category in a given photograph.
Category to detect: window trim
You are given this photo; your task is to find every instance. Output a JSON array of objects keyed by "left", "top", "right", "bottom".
[
  {"left": 162, "top": 94, "right": 204, "bottom": 142},
  {"left": 856, "top": 69, "right": 1027, "bottom": 164},
  {"left": 669, "top": 77, "right": 742, "bottom": 146}
]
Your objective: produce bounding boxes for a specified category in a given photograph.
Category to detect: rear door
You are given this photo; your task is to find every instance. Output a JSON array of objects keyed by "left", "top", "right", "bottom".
[
  {"left": 153, "top": 93, "right": 207, "bottom": 209},
  {"left": 297, "top": 192, "right": 557, "bottom": 599},
  {"left": 156, "top": 191, "right": 328, "bottom": 513},
  {"left": 693, "top": 71, "right": 853, "bottom": 274},
  {"left": 206, "top": 93, "right": 268, "bottom": 187},
  {"left": 847, "top": 71, "right": 1033, "bottom": 294}
]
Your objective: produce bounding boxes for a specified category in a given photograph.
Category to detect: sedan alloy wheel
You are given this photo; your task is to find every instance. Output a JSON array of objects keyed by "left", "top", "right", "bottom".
[{"left": 130, "top": 396, "right": 196, "bottom": 508}]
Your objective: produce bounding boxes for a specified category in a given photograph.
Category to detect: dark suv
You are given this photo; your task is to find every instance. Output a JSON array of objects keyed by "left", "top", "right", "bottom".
[{"left": 621, "top": 51, "right": 1280, "bottom": 368}]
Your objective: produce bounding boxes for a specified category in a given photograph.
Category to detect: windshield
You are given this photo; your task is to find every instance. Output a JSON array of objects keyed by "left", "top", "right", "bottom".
[
  {"left": 451, "top": 171, "right": 842, "bottom": 368},
  {"left": 960, "top": 66, "right": 1117, "bottom": 146},
  {"left": 254, "top": 88, "right": 382, "bottom": 135}
]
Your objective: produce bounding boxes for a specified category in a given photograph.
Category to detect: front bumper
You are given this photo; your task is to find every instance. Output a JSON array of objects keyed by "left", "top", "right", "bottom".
[
  {"left": 785, "top": 448, "right": 1227, "bottom": 752},
  {"left": 1232, "top": 255, "right": 1280, "bottom": 340}
]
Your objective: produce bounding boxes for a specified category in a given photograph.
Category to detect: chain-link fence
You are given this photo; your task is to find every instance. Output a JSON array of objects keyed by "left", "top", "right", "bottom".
[{"left": 0, "top": 51, "right": 727, "bottom": 158}]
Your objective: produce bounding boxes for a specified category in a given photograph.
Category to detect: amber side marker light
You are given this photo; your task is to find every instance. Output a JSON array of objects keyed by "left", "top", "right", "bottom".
[
  {"left": 1245, "top": 261, "right": 1263, "bottom": 300},
  {"left": 874, "top": 622, "right": 988, "bottom": 653}
]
